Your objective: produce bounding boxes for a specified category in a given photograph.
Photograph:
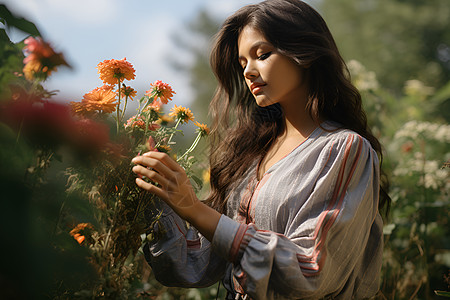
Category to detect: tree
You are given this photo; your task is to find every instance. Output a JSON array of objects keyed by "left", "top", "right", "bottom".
[
  {"left": 319, "top": 0, "right": 450, "bottom": 92},
  {"left": 170, "top": 9, "right": 220, "bottom": 124}
]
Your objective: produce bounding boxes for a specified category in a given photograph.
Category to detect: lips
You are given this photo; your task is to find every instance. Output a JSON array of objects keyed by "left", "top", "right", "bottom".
[{"left": 250, "top": 82, "right": 266, "bottom": 94}]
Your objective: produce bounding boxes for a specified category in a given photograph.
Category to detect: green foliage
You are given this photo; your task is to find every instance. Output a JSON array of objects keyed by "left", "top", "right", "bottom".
[
  {"left": 170, "top": 9, "right": 220, "bottom": 123},
  {"left": 0, "top": 4, "right": 41, "bottom": 37},
  {"left": 0, "top": 28, "right": 24, "bottom": 99},
  {"left": 0, "top": 4, "right": 41, "bottom": 99},
  {"left": 320, "top": 0, "right": 450, "bottom": 91},
  {"left": 349, "top": 61, "right": 450, "bottom": 299}
]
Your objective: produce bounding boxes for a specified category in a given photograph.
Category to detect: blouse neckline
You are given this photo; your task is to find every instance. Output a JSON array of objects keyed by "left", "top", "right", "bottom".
[{"left": 256, "top": 123, "right": 325, "bottom": 181}]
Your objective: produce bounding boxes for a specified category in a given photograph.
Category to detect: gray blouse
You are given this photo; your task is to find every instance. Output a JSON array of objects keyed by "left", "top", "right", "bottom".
[{"left": 144, "top": 122, "right": 383, "bottom": 299}]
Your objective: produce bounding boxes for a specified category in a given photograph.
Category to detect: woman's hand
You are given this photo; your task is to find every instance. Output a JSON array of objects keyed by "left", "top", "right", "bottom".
[
  {"left": 131, "top": 151, "right": 198, "bottom": 219},
  {"left": 131, "top": 151, "right": 221, "bottom": 241}
]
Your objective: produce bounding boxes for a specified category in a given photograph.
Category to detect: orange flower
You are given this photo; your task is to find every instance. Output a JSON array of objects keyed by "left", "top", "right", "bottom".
[
  {"left": 194, "top": 121, "right": 210, "bottom": 137},
  {"left": 22, "top": 36, "right": 69, "bottom": 80},
  {"left": 169, "top": 104, "right": 194, "bottom": 124},
  {"left": 81, "top": 85, "right": 117, "bottom": 113},
  {"left": 124, "top": 115, "right": 160, "bottom": 131},
  {"left": 145, "top": 80, "right": 175, "bottom": 104},
  {"left": 157, "top": 145, "right": 172, "bottom": 153},
  {"left": 119, "top": 85, "right": 137, "bottom": 100},
  {"left": 73, "top": 234, "right": 85, "bottom": 244},
  {"left": 69, "top": 223, "right": 93, "bottom": 245},
  {"left": 401, "top": 141, "right": 414, "bottom": 153},
  {"left": 97, "top": 58, "right": 136, "bottom": 85},
  {"left": 70, "top": 101, "right": 87, "bottom": 116}
]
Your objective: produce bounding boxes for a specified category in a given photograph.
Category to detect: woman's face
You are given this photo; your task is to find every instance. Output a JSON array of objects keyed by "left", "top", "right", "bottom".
[{"left": 237, "top": 26, "right": 308, "bottom": 108}]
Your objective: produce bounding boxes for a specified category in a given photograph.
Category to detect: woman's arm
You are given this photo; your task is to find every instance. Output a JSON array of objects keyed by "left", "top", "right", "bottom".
[
  {"left": 131, "top": 151, "right": 221, "bottom": 241},
  {"left": 142, "top": 200, "right": 226, "bottom": 287}
]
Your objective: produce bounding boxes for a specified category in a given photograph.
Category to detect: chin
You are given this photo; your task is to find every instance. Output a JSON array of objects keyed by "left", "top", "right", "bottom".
[{"left": 254, "top": 96, "right": 274, "bottom": 107}]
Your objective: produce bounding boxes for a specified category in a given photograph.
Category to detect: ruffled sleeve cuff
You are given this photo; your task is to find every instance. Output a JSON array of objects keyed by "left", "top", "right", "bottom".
[{"left": 212, "top": 214, "right": 256, "bottom": 263}]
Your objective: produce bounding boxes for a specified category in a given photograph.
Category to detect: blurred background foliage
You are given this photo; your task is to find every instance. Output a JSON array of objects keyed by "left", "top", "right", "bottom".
[{"left": 0, "top": 0, "right": 449, "bottom": 299}]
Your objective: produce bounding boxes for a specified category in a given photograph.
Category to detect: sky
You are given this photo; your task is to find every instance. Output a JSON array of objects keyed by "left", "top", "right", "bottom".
[{"left": 2, "top": 0, "right": 260, "bottom": 107}]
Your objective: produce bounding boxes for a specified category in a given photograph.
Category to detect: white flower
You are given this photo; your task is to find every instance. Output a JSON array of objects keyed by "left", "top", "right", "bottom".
[
  {"left": 394, "top": 121, "right": 450, "bottom": 142},
  {"left": 347, "top": 60, "right": 379, "bottom": 92},
  {"left": 404, "top": 80, "right": 434, "bottom": 98}
]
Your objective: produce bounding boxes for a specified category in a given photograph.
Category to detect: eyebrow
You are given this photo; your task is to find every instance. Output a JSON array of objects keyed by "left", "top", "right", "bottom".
[{"left": 238, "top": 41, "right": 272, "bottom": 61}]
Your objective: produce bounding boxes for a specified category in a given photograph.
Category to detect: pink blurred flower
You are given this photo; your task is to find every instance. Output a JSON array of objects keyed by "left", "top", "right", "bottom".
[
  {"left": 22, "top": 37, "right": 69, "bottom": 80},
  {"left": 146, "top": 136, "right": 158, "bottom": 152},
  {"left": 124, "top": 115, "right": 160, "bottom": 131}
]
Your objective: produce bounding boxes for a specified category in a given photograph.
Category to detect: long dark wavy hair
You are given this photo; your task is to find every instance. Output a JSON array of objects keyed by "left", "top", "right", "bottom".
[{"left": 206, "top": 0, "right": 390, "bottom": 215}]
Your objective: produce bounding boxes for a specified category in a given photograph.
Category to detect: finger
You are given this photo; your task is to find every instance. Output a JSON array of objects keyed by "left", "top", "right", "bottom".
[
  {"left": 132, "top": 155, "right": 174, "bottom": 178},
  {"left": 135, "top": 178, "right": 168, "bottom": 200},
  {"left": 142, "top": 151, "right": 183, "bottom": 172},
  {"left": 132, "top": 165, "right": 169, "bottom": 188}
]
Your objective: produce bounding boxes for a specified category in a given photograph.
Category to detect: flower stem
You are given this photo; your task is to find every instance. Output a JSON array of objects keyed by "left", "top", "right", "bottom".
[
  {"left": 120, "top": 95, "right": 128, "bottom": 122},
  {"left": 165, "top": 118, "right": 182, "bottom": 146},
  {"left": 116, "top": 80, "right": 122, "bottom": 133},
  {"left": 144, "top": 112, "right": 151, "bottom": 139},
  {"left": 177, "top": 132, "right": 201, "bottom": 162},
  {"left": 137, "top": 97, "right": 143, "bottom": 115}
]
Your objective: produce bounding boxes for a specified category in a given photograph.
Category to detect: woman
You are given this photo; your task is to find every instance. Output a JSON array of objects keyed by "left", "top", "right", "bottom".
[{"left": 131, "top": 0, "right": 390, "bottom": 298}]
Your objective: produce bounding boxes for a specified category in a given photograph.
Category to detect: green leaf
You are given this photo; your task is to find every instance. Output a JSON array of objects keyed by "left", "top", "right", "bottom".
[
  {"left": 191, "top": 175, "right": 203, "bottom": 191},
  {"left": 0, "top": 4, "right": 41, "bottom": 37}
]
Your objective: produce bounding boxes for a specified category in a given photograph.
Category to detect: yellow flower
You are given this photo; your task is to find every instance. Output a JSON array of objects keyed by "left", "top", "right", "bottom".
[
  {"left": 156, "top": 114, "right": 174, "bottom": 125},
  {"left": 157, "top": 145, "right": 172, "bottom": 153},
  {"left": 145, "top": 80, "right": 175, "bottom": 104},
  {"left": 97, "top": 58, "right": 136, "bottom": 85},
  {"left": 23, "top": 59, "right": 42, "bottom": 81},
  {"left": 169, "top": 104, "right": 194, "bottom": 124},
  {"left": 194, "top": 121, "right": 210, "bottom": 137},
  {"left": 202, "top": 169, "right": 210, "bottom": 183}
]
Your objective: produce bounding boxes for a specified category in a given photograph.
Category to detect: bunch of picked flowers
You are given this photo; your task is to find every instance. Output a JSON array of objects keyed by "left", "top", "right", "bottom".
[{"left": 66, "top": 58, "right": 209, "bottom": 297}]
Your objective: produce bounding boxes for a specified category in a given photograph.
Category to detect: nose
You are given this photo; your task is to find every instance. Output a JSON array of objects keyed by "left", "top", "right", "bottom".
[{"left": 243, "top": 62, "right": 258, "bottom": 79}]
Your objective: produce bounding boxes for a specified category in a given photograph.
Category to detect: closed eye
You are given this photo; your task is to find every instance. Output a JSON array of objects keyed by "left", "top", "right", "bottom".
[{"left": 258, "top": 52, "right": 272, "bottom": 60}]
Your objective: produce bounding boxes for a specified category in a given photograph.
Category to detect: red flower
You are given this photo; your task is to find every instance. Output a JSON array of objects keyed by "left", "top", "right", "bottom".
[{"left": 0, "top": 96, "right": 111, "bottom": 156}]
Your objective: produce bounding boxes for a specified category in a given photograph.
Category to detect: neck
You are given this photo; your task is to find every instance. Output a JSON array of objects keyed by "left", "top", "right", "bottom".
[{"left": 280, "top": 99, "right": 319, "bottom": 140}]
